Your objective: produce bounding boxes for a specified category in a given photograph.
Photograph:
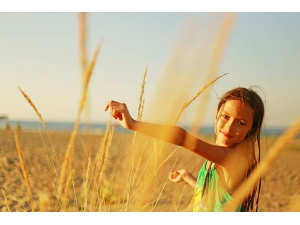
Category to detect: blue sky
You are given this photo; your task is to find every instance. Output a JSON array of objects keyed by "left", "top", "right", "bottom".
[{"left": 1, "top": 12, "right": 300, "bottom": 128}]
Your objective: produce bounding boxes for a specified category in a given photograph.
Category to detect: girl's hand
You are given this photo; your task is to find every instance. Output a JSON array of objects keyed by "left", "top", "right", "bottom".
[
  {"left": 104, "top": 100, "right": 135, "bottom": 129},
  {"left": 168, "top": 169, "right": 189, "bottom": 183}
]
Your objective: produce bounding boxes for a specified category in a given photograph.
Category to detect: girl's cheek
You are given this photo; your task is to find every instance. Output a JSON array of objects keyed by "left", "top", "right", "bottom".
[{"left": 218, "top": 119, "right": 226, "bottom": 127}]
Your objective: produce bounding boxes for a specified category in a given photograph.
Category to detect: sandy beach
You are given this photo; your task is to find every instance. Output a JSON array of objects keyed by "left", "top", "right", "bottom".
[{"left": 0, "top": 129, "right": 299, "bottom": 212}]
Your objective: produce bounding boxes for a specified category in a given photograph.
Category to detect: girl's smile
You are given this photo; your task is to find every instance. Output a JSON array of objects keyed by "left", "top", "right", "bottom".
[{"left": 221, "top": 131, "right": 232, "bottom": 138}]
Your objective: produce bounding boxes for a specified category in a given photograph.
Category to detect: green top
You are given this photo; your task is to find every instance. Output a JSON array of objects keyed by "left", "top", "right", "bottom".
[{"left": 193, "top": 161, "right": 242, "bottom": 212}]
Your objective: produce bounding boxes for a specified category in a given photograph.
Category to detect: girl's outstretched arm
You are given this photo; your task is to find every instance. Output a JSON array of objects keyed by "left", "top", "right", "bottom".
[{"left": 105, "top": 100, "right": 229, "bottom": 165}]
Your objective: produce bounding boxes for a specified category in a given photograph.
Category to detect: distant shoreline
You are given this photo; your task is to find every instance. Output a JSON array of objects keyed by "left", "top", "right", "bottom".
[{"left": 0, "top": 119, "right": 294, "bottom": 137}]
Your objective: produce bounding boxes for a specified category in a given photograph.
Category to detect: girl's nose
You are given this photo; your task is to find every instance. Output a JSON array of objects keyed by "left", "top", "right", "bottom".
[{"left": 225, "top": 120, "right": 234, "bottom": 132}]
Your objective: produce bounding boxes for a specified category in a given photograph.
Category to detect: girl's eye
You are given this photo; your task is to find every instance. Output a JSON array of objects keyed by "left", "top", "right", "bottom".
[
  {"left": 222, "top": 115, "right": 229, "bottom": 119},
  {"left": 238, "top": 121, "right": 246, "bottom": 126}
]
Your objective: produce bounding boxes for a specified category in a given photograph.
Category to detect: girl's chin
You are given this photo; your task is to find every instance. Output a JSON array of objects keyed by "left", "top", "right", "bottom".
[
  {"left": 216, "top": 142, "right": 231, "bottom": 147},
  {"left": 219, "top": 143, "right": 232, "bottom": 147},
  {"left": 216, "top": 138, "right": 233, "bottom": 147}
]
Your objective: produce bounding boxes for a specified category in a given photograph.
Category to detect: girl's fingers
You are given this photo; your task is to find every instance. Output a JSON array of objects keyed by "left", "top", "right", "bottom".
[
  {"left": 111, "top": 108, "right": 119, "bottom": 119},
  {"left": 114, "top": 112, "right": 122, "bottom": 120},
  {"left": 105, "top": 100, "right": 129, "bottom": 121},
  {"left": 107, "top": 106, "right": 123, "bottom": 121},
  {"left": 105, "top": 100, "right": 124, "bottom": 111},
  {"left": 105, "top": 100, "right": 119, "bottom": 111},
  {"left": 169, "top": 170, "right": 179, "bottom": 180},
  {"left": 105, "top": 100, "right": 113, "bottom": 111}
]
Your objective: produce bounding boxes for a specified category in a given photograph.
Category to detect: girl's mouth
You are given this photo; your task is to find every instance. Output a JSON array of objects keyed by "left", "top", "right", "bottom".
[{"left": 221, "top": 131, "right": 232, "bottom": 138}]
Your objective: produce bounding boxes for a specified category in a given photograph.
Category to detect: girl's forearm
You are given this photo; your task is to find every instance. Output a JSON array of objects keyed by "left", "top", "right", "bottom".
[
  {"left": 182, "top": 173, "right": 197, "bottom": 188},
  {"left": 129, "top": 120, "right": 187, "bottom": 146}
]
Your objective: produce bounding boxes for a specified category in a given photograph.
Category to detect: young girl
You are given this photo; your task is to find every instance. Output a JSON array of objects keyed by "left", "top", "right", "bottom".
[{"left": 104, "top": 87, "right": 265, "bottom": 212}]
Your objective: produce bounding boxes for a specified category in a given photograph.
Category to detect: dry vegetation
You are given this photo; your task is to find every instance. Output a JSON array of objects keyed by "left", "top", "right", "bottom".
[
  {"left": 1, "top": 12, "right": 300, "bottom": 212},
  {"left": 1, "top": 130, "right": 300, "bottom": 212}
]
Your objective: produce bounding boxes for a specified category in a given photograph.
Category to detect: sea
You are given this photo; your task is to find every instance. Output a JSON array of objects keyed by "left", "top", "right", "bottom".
[{"left": 0, "top": 119, "right": 295, "bottom": 137}]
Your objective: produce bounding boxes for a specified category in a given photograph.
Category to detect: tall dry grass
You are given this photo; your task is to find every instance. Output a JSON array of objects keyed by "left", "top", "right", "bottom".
[
  {"left": 173, "top": 73, "right": 227, "bottom": 125},
  {"left": 1, "top": 188, "right": 11, "bottom": 212},
  {"left": 18, "top": 87, "right": 46, "bottom": 128},
  {"left": 15, "top": 13, "right": 104, "bottom": 211},
  {"left": 189, "top": 13, "right": 236, "bottom": 134},
  {"left": 57, "top": 40, "right": 101, "bottom": 201},
  {"left": 2, "top": 12, "right": 299, "bottom": 213},
  {"left": 13, "top": 130, "right": 35, "bottom": 211},
  {"left": 79, "top": 12, "right": 92, "bottom": 128},
  {"left": 123, "top": 65, "right": 148, "bottom": 211},
  {"left": 116, "top": 13, "right": 238, "bottom": 212},
  {"left": 121, "top": 14, "right": 239, "bottom": 211},
  {"left": 18, "top": 87, "right": 59, "bottom": 194}
]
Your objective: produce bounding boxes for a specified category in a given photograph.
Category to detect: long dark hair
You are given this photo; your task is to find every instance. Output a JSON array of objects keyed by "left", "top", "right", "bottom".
[{"left": 203, "top": 87, "right": 265, "bottom": 212}]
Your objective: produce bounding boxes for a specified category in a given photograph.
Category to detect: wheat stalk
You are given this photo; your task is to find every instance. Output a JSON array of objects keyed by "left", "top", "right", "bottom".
[
  {"left": 99, "top": 126, "right": 114, "bottom": 184},
  {"left": 18, "top": 86, "right": 59, "bottom": 162},
  {"left": 79, "top": 12, "right": 87, "bottom": 77},
  {"left": 71, "top": 171, "right": 78, "bottom": 211},
  {"left": 173, "top": 73, "right": 227, "bottom": 125},
  {"left": 98, "top": 127, "right": 115, "bottom": 210},
  {"left": 127, "top": 143, "right": 151, "bottom": 210},
  {"left": 57, "top": 41, "right": 101, "bottom": 200},
  {"left": 18, "top": 88, "right": 60, "bottom": 199},
  {"left": 88, "top": 118, "right": 113, "bottom": 211},
  {"left": 98, "top": 147, "right": 123, "bottom": 211},
  {"left": 79, "top": 12, "right": 93, "bottom": 126},
  {"left": 79, "top": 41, "right": 101, "bottom": 117},
  {"left": 123, "top": 65, "right": 148, "bottom": 211},
  {"left": 14, "top": 130, "right": 35, "bottom": 211},
  {"left": 152, "top": 157, "right": 179, "bottom": 211},
  {"left": 38, "top": 128, "right": 59, "bottom": 197},
  {"left": 62, "top": 168, "right": 74, "bottom": 211},
  {"left": 131, "top": 142, "right": 148, "bottom": 190},
  {"left": 82, "top": 153, "right": 92, "bottom": 211},
  {"left": 137, "top": 64, "right": 147, "bottom": 121},
  {"left": 132, "top": 65, "right": 147, "bottom": 147},
  {"left": 18, "top": 87, "right": 46, "bottom": 128},
  {"left": 130, "top": 65, "right": 148, "bottom": 185},
  {"left": 189, "top": 13, "right": 236, "bottom": 134},
  {"left": 1, "top": 187, "right": 11, "bottom": 212},
  {"left": 90, "top": 125, "right": 115, "bottom": 211}
]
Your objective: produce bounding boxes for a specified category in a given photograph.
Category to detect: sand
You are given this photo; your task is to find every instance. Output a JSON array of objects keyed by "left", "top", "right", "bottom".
[{"left": 0, "top": 129, "right": 299, "bottom": 212}]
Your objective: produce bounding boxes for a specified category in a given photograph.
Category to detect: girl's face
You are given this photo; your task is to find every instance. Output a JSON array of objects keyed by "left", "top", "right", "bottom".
[{"left": 215, "top": 99, "right": 253, "bottom": 147}]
